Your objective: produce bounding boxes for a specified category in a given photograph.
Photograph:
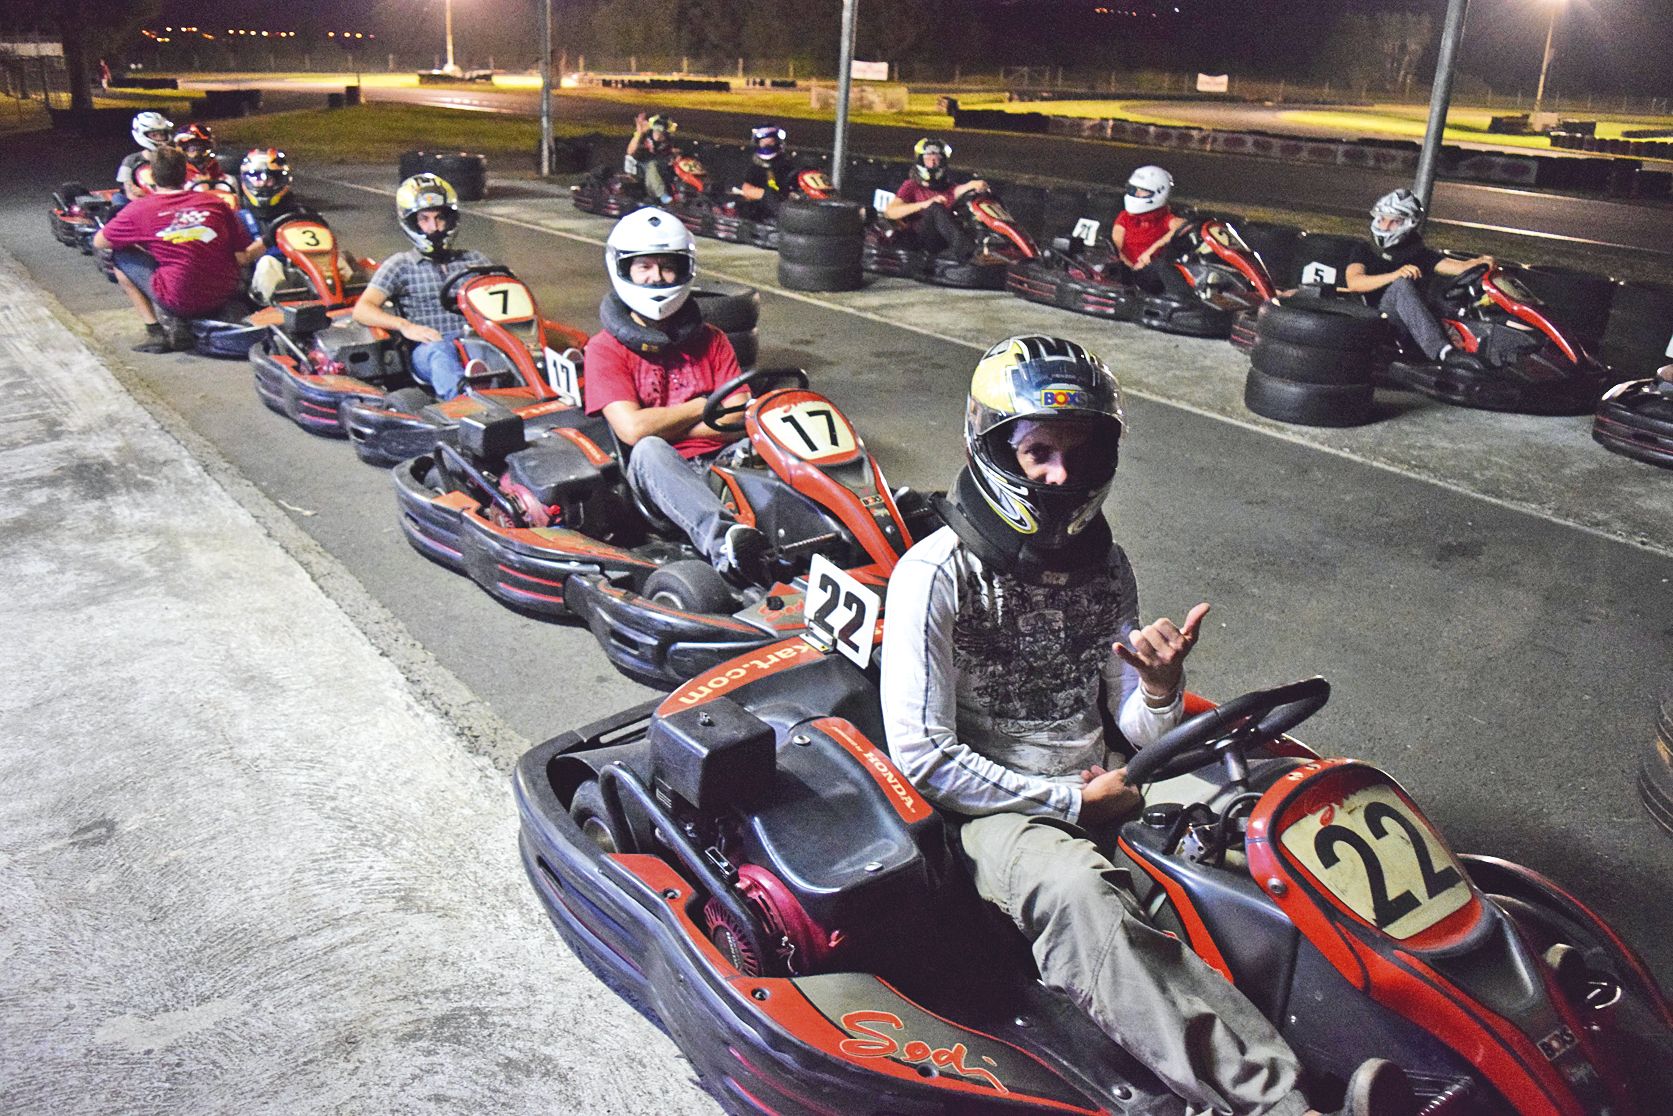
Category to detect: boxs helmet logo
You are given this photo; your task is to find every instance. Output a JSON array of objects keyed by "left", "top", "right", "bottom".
[{"left": 1038, "top": 386, "right": 1089, "bottom": 409}]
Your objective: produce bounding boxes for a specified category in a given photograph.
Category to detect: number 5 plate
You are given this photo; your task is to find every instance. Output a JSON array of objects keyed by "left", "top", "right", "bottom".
[{"left": 803, "top": 554, "right": 881, "bottom": 669}]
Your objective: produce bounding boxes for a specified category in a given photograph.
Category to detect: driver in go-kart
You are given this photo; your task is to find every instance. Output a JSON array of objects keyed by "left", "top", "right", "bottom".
[
  {"left": 880, "top": 335, "right": 1419, "bottom": 1116},
  {"left": 733, "top": 124, "right": 794, "bottom": 222},
  {"left": 174, "top": 123, "right": 223, "bottom": 182},
  {"left": 882, "top": 138, "right": 989, "bottom": 262},
  {"left": 1343, "top": 188, "right": 1494, "bottom": 373},
  {"left": 236, "top": 148, "right": 360, "bottom": 306},
  {"left": 114, "top": 111, "right": 174, "bottom": 208},
  {"left": 1111, "top": 164, "right": 1193, "bottom": 299},
  {"left": 626, "top": 112, "right": 679, "bottom": 205},
  {"left": 583, "top": 208, "right": 768, "bottom": 584},
  {"left": 351, "top": 174, "right": 496, "bottom": 400}
]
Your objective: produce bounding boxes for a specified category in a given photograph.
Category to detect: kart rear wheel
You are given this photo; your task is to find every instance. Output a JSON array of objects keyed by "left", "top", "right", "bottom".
[
  {"left": 570, "top": 779, "right": 630, "bottom": 854},
  {"left": 1244, "top": 366, "right": 1374, "bottom": 427},
  {"left": 643, "top": 559, "right": 738, "bottom": 614}
]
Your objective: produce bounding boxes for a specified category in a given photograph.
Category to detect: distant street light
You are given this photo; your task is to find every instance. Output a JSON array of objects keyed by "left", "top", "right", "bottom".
[
  {"left": 443, "top": 0, "right": 459, "bottom": 76},
  {"left": 1533, "top": 0, "right": 1564, "bottom": 118}
]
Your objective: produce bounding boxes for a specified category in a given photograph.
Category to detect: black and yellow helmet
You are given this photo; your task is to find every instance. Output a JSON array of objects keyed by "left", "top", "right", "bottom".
[
  {"left": 912, "top": 137, "right": 951, "bottom": 185},
  {"left": 963, "top": 335, "right": 1125, "bottom": 550},
  {"left": 396, "top": 173, "right": 460, "bottom": 257}
]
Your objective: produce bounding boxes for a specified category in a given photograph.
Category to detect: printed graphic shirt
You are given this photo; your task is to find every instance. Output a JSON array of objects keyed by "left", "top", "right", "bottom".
[
  {"left": 893, "top": 177, "right": 958, "bottom": 229},
  {"left": 98, "top": 189, "right": 252, "bottom": 315},
  {"left": 881, "top": 526, "right": 1183, "bottom": 825},
  {"left": 365, "top": 249, "right": 493, "bottom": 337},
  {"left": 583, "top": 323, "right": 741, "bottom": 458},
  {"left": 1114, "top": 207, "right": 1179, "bottom": 267}
]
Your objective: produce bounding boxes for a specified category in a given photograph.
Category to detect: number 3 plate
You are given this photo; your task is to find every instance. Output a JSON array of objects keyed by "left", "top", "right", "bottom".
[{"left": 803, "top": 555, "right": 881, "bottom": 669}]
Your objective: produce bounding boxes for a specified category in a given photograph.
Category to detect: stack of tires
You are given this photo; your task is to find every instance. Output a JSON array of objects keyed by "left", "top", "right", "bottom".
[
  {"left": 691, "top": 282, "right": 761, "bottom": 368},
  {"left": 777, "top": 196, "right": 865, "bottom": 292},
  {"left": 399, "top": 151, "right": 489, "bottom": 201},
  {"left": 1641, "top": 683, "right": 1673, "bottom": 836},
  {"left": 1245, "top": 296, "right": 1389, "bottom": 427}
]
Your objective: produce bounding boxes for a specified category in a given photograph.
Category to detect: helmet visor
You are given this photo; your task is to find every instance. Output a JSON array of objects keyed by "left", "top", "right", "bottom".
[
  {"left": 989, "top": 415, "right": 1120, "bottom": 488},
  {"left": 617, "top": 251, "right": 693, "bottom": 287},
  {"left": 1126, "top": 184, "right": 1158, "bottom": 200}
]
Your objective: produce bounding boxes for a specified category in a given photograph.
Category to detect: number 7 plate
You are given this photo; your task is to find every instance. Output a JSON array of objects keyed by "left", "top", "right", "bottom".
[{"left": 802, "top": 554, "right": 881, "bottom": 669}]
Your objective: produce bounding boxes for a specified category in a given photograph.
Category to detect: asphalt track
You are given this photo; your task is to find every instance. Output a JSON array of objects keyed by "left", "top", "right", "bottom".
[
  {"left": 229, "top": 78, "right": 1673, "bottom": 257},
  {"left": 5, "top": 127, "right": 1670, "bottom": 1064}
]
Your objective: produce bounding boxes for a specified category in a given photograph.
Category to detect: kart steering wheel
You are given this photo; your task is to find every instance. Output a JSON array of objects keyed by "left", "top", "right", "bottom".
[
  {"left": 440, "top": 264, "right": 517, "bottom": 307},
  {"left": 1123, "top": 677, "right": 1330, "bottom": 787},
  {"left": 1439, "top": 263, "right": 1491, "bottom": 303},
  {"left": 260, "top": 207, "right": 328, "bottom": 244},
  {"left": 701, "top": 367, "right": 811, "bottom": 434}
]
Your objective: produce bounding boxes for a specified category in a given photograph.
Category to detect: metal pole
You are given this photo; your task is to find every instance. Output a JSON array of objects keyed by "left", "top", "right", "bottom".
[
  {"left": 1533, "top": 2, "right": 1558, "bottom": 117},
  {"left": 539, "top": 0, "right": 553, "bottom": 176},
  {"left": 1414, "top": 0, "right": 1470, "bottom": 213},
  {"left": 444, "top": 0, "right": 456, "bottom": 73},
  {"left": 831, "top": 0, "right": 859, "bottom": 192}
]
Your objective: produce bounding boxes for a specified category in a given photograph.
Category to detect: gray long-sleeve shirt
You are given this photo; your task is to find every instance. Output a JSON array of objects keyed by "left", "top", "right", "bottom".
[{"left": 880, "top": 527, "right": 1182, "bottom": 826}]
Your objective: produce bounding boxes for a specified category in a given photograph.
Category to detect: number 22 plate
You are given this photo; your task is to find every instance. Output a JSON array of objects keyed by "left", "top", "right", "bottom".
[{"left": 802, "top": 555, "right": 881, "bottom": 669}]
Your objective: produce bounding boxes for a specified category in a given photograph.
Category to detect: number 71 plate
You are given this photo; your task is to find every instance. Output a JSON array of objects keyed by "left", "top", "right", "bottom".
[{"left": 802, "top": 554, "right": 881, "bottom": 669}]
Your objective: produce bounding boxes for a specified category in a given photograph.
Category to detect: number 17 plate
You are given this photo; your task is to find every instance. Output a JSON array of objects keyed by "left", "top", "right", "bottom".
[{"left": 802, "top": 554, "right": 881, "bottom": 669}]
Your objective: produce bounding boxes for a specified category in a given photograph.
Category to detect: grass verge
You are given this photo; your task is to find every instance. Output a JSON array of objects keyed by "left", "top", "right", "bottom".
[{"left": 213, "top": 103, "right": 600, "bottom": 165}]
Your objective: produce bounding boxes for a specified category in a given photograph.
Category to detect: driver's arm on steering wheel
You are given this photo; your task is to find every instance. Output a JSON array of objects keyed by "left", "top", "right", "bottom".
[
  {"left": 353, "top": 285, "right": 442, "bottom": 344},
  {"left": 600, "top": 396, "right": 745, "bottom": 446},
  {"left": 1343, "top": 260, "right": 1421, "bottom": 293},
  {"left": 951, "top": 178, "right": 988, "bottom": 200},
  {"left": 1133, "top": 214, "right": 1190, "bottom": 269},
  {"left": 1433, "top": 253, "right": 1493, "bottom": 277}
]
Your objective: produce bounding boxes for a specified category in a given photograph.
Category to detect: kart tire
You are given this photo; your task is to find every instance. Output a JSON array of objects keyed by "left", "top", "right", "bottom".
[
  {"left": 690, "top": 282, "right": 760, "bottom": 334},
  {"left": 1639, "top": 688, "right": 1673, "bottom": 836},
  {"left": 569, "top": 779, "right": 635, "bottom": 855},
  {"left": 643, "top": 559, "right": 738, "bottom": 614},
  {"left": 778, "top": 258, "right": 864, "bottom": 292},
  {"left": 1256, "top": 299, "right": 1387, "bottom": 352},
  {"left": 777, "top": 229, "right": 864, "bottom": 266},
  {"left": 1244, "top": 366, "right": 1374, "bottom": 427},
  {"left": 726, "top": 327, "right": 759, "bottom": 369},
  {"left": 1250, "top": 337, "right": 1379, "bottom": 386},
  {"left": 778, "top": 196, "right": 865, "bottom": 237}
]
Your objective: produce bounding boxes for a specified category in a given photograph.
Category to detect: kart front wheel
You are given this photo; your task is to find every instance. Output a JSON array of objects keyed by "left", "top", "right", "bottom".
[{"left": 643, "top": 560, "right": 738, "bottom": 614}]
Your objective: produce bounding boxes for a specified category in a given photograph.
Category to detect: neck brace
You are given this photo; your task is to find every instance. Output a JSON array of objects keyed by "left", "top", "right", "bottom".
[
  {"left": 598, "top": 291, "right": 704, "bottom": 354},
  {"left": 935, "top": 466, "right": 1113, "bottom": 587}
]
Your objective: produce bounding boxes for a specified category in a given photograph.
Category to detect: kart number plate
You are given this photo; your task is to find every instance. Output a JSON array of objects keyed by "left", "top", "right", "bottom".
[
  {"left": 543, "top": 346, "right": 582, "bottom": 406},
  {"left": 873, "top": 188, "right": 898, "bottom": 213},
  {"left": 467, "top": 280, "right": 535, "bottom": 323},
  {"left": 278, "top": 224, "right": 334, "bottom": 253},
  {"left": 1300, "top": 261, "right": 1339, "bottom": 285},
  {"left": 1071, "top": 217, "right": 1101, "bottom": 247},
  {"left": 761, "top": 399, "right": 856, "bottom": 462},
  {"left": 803, "top": 555, "right": 880, "bottom": 669},
  {"left": 1279, "top": 783, "right": 1471, "bottom": 939}
]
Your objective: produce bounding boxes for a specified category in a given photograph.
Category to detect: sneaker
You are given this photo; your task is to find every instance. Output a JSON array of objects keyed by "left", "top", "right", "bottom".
[
  {"left": 462, "top": 357, "right": 492, "bottom": 382},
  {"left": 716, "top": 523, "right": 768, "bottom": 586},
  {"left": 1339, "top": 1059, "right": 1417, "bottom": 1116},
  {"left": 132, "top": 335, "right": 172, "bottom": 354}
]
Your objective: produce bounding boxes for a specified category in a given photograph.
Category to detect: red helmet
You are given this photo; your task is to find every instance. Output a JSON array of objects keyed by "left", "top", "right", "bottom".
[{"left": 175, "top": 122, "right": 216, "bottom": 166}]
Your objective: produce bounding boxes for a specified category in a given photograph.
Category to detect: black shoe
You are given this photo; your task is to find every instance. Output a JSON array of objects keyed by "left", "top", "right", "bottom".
[
  {"left": 1340, "top": 1059, "right": 1417, "bottom": 1116},
  {"left": 132, "top": 335, "right": 173, "bottom": 354},
  {"left": 1441, "top": 348, "right": 1489, "bottom": 376},
  {"left": 716, "top": 523, "right": 768, "bottom": 587}
]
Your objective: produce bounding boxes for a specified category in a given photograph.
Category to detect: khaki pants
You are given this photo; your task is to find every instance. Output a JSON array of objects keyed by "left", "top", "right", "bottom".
[{"left": 958, "top": 811, "right": 1310, "bottom": 1116}]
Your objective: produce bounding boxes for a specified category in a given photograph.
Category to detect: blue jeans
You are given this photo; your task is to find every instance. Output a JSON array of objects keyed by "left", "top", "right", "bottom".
[
  {"left": 410, "top": 334, "right": 506, "bottom": 400},
  {"left": 625, "top": 436, "right": 731, "bottom": 563}
]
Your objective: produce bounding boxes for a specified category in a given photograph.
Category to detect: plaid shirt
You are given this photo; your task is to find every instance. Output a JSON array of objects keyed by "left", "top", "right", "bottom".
[{"left": 367, "top": 249, "right": 492, "bottom": 336}]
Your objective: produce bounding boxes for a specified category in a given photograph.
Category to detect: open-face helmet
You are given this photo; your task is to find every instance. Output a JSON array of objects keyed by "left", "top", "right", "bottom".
[
  {"left": 964, "top": 335, "right": 1125, "bottom": 550},
  {"left": 913, "top": 138, "right": 951, "bottom": 185},
  {"left": 175, "top": 123, "right": 216, "bottom": 167},
  {"left": 131, "top": 111, "right": 174, "bottom": 151},
  {"left": 239, "top": 148, "right": 293, "bottom": 214},
  {"left": 605, "top": 208, "right": 696, "bottom": 321},
  {"left": 1124, "top": 165, "right": 1173, "bottom": 215},
  {"left": 1370, "top": 187, "right": 1425, "bottom": 251},
  {"left": 750, "top": 125, "right": 785, "bottom": 164},
  {"left": 396, "top": 173, "right": 460, "bottom": 257}
]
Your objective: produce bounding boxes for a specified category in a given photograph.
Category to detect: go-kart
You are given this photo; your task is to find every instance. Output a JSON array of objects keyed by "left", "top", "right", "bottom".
[
  {"left": 863, "top": 192, "right": 1040, "bottom": 289},
  {"left": 1592, "top": 364, "right": 1673, "bottom": 469},
  {"left": 393, "top": 367, "right": 939, "bottom": 687},
  {"left": 48, "top": 181, "right": 117, "bottom": 249},
  {"left": 1007, "top": 216, "right": 1278, "bottom": 339},
  {"left": 572, "top": 152, "right": 710, "bottom": 218},
  {"left": 516, "top": 647, "right": 1673, "bottom": 1116},
  {"left": 1380, "top": 262, "right": 1613, "bottom": 416},
  {"left": 251, "top": 259, "right": 586, "bottom": 461},
  {"left": 671, "top": 167, "right": 838, "bottom": 250}
]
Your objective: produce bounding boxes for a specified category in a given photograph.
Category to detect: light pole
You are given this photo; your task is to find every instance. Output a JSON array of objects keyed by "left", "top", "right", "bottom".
[
  {"left": 1413, "top": 0, "right": 1471, "bottom": 213},
  {"left": 831, "top": 0, "right": 859, "bottom": 192},
  {"left": 443, "top": 0, "right": 458, "bottom": 75},
  {"left": 539, "top": 0, "right": 553, "bottom": 176},
  {"left": 1533, "top": 0, "right": 1563, "bottom": 119}
]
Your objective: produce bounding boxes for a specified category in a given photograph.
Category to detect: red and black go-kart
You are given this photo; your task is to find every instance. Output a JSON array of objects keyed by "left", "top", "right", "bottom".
[
  {"left": 394, "top": 367, "right": 939, "bottom": 687},
  {"left": 48, "top": 181, "right": 119, "bottom": 250},
  {"left": 251, "top": 259, "right": 586, "bottom": 462},
  {"left": 1008, "top": 216, "right": 1278, "bottom": 339},
  {"left": 863, "top": 191, "right": 1040, "bottom": 289},
  {"left": 517, "top": 640, "right": 1673, "bottom": 1116},
  {"left": 572, "top": 151, "right": 711, "bottom": 218},
  {"left": 1593, "top": 363, "right": 1673, "bottom": 469},
  {"left": 1380, "top": 261, "right": 1614, "bottom": 416},
  {"left": 671, "top": 167, "right": 838, "bottom": 250}
]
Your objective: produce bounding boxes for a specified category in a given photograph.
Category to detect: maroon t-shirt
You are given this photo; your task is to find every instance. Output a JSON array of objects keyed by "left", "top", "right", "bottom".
[
  {"left": 584, "top": 323, "right": 741, "bottom": 458},
  {"left": 893, "top": 178, "right": 957, "bottom": 229},
  {"left": 100, "top": 189, "right": 251, "bottom": 315}
]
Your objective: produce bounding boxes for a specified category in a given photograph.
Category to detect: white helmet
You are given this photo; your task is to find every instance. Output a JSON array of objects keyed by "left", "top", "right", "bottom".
[
  {"left": 132, "top": 111, "right": 175, "bottom": 152},
  {"left": 1124, "top": 165, "right": 1173, "bottom": 215},
  {"left": 605, "top": 208, "right": 696, "bottom": 321},
  {"left": 1370, "top": 188, "right": 1425, "bottom": 251}
]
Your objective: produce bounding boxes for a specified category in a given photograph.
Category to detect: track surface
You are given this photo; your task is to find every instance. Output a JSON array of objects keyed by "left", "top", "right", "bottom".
[{"left": 8, "top": 130, "right": 1670, "bottom": 992}]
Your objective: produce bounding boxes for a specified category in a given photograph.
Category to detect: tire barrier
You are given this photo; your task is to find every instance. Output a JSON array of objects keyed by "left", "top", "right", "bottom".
[
  {"left": 399, "top": 151, "right": 488, "bottom": 201},
  {"left": 1244, "top": 297, "right": 1388, "bottom": 427},
  {"left": 539, "top": 133, "right": 604, "bottom": 175},
  {"left": 777, "top": 196, "right": 864, "bottom": 292},
  {"left": 1639, "top": 685, "right": 1673, "bottom": 836},
  {"left": 1289, "top": 232, "right": 1361, "bottom": 289},
  {"left": 1602, "top": 282, "right": 1673, "bottom": 373}
]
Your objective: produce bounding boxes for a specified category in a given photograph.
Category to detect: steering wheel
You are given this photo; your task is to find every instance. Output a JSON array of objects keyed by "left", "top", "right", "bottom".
[
  {"left": 440, "top": 264, "right": 517, "bottom": 306},
  {"left": 1123, "top": 677, "right": 1330, "bottom": 787},
  {"left": 260, "top": 206, "right": 327, "bottom": 244},
  {"left": 1439, "top": 262, "right": 1491, "bottom": 303},
  {"left": 701, "top": 367, "right": 810, "bottom": 434}
]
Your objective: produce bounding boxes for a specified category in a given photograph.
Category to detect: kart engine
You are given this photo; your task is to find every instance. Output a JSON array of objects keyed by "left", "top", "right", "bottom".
[{"left": 703, "top": 861, "right": 845, "bottom": 977}]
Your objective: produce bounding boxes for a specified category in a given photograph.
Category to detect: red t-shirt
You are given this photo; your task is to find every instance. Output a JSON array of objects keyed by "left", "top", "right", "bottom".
[
  {"left": 100, "top": 189, "right": 252, "bottom": 315},
  {"left": 893, "top": 178, "right": 956, "bottom": 229},
  {"left": 584, "top": 323, "right": 741, "bottom": 458},
  {"left": 1114, "top": 207, "right": 1178, "bottom": 267}
]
